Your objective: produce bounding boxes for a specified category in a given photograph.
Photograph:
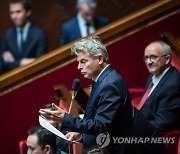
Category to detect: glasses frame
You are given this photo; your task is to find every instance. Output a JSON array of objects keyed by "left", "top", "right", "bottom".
[{"left": 143, "top": 54, "right": 169, "bottom": 63}]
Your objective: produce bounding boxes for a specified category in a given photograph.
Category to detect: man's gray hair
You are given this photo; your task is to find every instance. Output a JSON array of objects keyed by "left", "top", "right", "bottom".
[
  {"left": 151, "top": 41, "right": 172, "bottom": 55},
  {"left": 77, "top": 0, "right": 98, "bottom": 8},
  {"left": 71, "top": 36, "right": 109, "bottom": 63},
  {"left": 160, "top": 41, "right": 172, "bottom": 55}
]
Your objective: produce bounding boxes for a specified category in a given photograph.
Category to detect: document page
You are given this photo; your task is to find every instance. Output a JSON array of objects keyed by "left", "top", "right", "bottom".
[{"left": 39, "top": 116, "right": 68, "bottom": 140}]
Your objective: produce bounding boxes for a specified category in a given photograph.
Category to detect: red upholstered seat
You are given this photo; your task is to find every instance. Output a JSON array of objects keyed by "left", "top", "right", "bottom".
[
  {"left": 59, "top": 99, "right": 68, "bottom": 113},
  {"left": 129, "top": 88, "right": 143, "bottom": 108},
  {"left": 19, "top": 140, "right": 27, "bottom": 154},
  {"left": 163, "top": 129, "right": 180, "bottom": 154},
  {"left": 171, "top": 54, "right": 180, "bottom": 72}
]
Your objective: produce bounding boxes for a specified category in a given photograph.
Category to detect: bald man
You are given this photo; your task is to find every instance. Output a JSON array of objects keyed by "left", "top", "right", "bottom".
[{"left": 139, "top": 41, "right": 180, "bottom": 135}]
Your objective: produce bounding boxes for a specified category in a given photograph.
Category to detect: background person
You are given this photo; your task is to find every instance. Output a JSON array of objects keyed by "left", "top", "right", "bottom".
[
  {"left": 1, "top": 0, "right": 48, "bottom": 73},
  {"left": 60, "top": 0, "right": 109, "bottom": 45}
]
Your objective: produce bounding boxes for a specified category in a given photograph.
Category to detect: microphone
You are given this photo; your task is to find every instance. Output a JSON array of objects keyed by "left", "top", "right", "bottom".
[
  {"left": 68, "top": 78, "right": 81, "bottom": 114},
  {"left": 72, "top": 78, "right": 81, "bottom": 99}
]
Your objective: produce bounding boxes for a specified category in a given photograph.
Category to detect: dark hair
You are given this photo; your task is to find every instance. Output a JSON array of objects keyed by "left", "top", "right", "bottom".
[
  {"left": 28, "top": 126, "right": 57, "bottom": 153},
  {"left": 9, "top": 0, "right": 32, "bottom": 11}
]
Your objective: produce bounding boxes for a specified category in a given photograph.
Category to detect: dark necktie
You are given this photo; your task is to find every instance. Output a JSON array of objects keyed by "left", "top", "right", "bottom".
[
  {"left": 19, "top": 29, "right": 24, "bottom": 54},
  {"left": 86, "top": 22, "right": 90, "bottom": 35},
  {"left": 137, "top": 82, "right": 153, "bottom": 110},
  {"left": 90, "top": 81, "right": 96, "bottom": 92}
]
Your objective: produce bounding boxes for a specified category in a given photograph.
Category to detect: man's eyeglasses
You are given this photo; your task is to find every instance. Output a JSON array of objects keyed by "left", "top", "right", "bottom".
[{"left": 143, "top": 54, "right": 168, "bottom": 62}]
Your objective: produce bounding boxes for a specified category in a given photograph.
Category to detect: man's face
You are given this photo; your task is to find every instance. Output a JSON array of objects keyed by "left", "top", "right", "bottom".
[
  {"left": 144, "top": 43, "right": 170, "bottom": 76},
  {"left": 9, "top": 3, "right": 30, "bottom": 27},
  {"left": 27, "top": 135, "right": 46, "bottom": 154},
  {"left": 79, "top": 3, "right": 95, "bottom": 24},
  {"left": 76, "top": 50, "right": 102, "bottom": 80}
]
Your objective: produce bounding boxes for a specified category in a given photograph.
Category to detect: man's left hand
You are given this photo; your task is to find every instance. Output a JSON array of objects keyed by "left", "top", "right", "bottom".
[{"left": 39, "top": 103, "right": 65, "bottom": 127}]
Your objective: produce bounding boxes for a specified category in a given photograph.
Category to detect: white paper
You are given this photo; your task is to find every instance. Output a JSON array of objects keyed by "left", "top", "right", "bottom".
[{"left": 39, "top": 116, "right": 68, "bottom": 140}]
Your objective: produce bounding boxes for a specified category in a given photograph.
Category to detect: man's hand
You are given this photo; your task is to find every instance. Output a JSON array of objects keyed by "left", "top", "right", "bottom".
[
  {"left": 20, "top": 58, "right": 35, "bottom": 66},
  {"left": 66, "top": 132, "right": 82, "bottom": 143},
  {"left": 39, "top": 103, "right": 65, "bottom": 127},
  {"left": 2, "top": 51, "right": 15, "bottom": 62}
]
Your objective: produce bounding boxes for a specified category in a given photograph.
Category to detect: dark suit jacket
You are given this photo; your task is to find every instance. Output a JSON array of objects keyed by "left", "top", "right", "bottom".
[
  {"left": 61, "top": 65, "right": 168, "bottom": 154},
  {"left": 141, "top": 66, "right": 180, "bottom": 135},
  {"left": 60, "top": 16, "right": 109, "bottom": 45},
  {"left": 1, "top": 24, "right": 48, "bottom": 72}
]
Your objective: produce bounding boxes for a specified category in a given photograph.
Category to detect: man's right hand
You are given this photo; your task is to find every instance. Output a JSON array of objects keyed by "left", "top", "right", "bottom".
[{"left": 2, "top": 51, "right": 15, "bottom": 62}]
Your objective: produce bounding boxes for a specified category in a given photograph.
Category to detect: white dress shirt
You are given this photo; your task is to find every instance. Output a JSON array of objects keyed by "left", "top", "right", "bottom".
[{"left": 77, "top": 13, "right": 95, "bottom": 37}]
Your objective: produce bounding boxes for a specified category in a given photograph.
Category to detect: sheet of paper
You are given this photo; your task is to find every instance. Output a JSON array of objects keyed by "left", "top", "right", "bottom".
[{"left": 39, "top": 116, "right": 68, "bottom": 141}]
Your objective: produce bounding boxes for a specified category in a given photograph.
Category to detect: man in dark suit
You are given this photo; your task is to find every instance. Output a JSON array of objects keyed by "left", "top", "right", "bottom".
[
  {"left": 40, "top": 36, "right": 168, "bottom": 154},
  {"left": 1, "top": 0, "right": 48, "bottom": 73},
  {"left": 138, "top": 41, "right": 180, "bottom": 135},
  {"left": 60, "top": 0, "right": 109, "bottom": 45}
]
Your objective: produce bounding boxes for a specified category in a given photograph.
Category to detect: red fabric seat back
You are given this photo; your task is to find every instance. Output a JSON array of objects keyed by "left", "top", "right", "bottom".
[
  {"left": 163, "top": 129, "right": 180, "bottom": 154},
  {"left": 19, "top": 140, "right": 27, "bottom": 154}
]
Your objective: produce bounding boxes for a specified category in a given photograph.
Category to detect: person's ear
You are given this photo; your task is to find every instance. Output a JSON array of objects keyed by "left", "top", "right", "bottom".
[
  {"left": 98, "top": 55, "right": 104, "bottom": 65},
  {"left": 44, "top": 145, "right": 51, "bottom": 154},
  {"left": 165, "top": 54, "right": 171, "bottom": 65},
  {"left": 26, "top": 10, "right": 32, "bottom": 18}
]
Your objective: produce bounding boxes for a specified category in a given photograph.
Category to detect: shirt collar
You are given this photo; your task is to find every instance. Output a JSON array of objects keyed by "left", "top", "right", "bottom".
[
  {"left": 77, "top": 12, "right": 86, "bottom": 25},
  {"left": 94, "top": 64, "right": 110, "bottom": 82},
  {"left": 16, "top": 22, "right": 31, "bottom": 40},
  {"left": 152, "top": 66, "right": 170, "bottom": 86},
  {"left": 16, "top": 22, "right": 31, "bottom": 32}
]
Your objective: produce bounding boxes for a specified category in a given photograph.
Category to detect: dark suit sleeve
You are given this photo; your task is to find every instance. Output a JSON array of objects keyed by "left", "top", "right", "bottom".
[
  {"left": 61, "top": 82, "right": 124, "bottom": 135},
  {"left": 1, "top": 34, "right": 21, "bottom": 71},
  {"left": 60, "top": 24, "right": 70, "bottom": 45},
  {"left": 34, "top": 30, "right": 48, "bottom": 57},
  {"left": 152, "top": 85, "right": 180, "bottom": 133}
]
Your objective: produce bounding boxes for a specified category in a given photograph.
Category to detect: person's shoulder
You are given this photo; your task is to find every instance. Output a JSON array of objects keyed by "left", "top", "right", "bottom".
[
  {"left": 30, "top": 24, "right": 45, "bottom": 33},
  {"left": 95, "top": 16, "right": 109, "bottom": 24},
  {"left": 162, "top": 66, "right": 180, "bottom": 88},
  {"left": 3, "top": 27, "right": 16, "bottom": 37},
  {"left": 29, "top": 24, "right": 47, "bottom": 39},
  {"left": 62, "top": 17, "right": 78, "bottom": 28},
  {"left": 170, "top": 66, "right": 180, "bottom": 80}
]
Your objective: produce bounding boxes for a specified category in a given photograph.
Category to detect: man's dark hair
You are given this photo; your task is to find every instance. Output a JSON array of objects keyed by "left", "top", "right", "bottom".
[
  {"left": 9, "top": 0, "right": 32, "bottom": 11},
  {"left": 28, "top": 126, "right": 57, "bottom": 154}
]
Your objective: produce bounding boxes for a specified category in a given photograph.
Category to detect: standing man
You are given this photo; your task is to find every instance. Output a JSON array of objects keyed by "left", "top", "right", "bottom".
[
  {"left": 26, "top": 126, "right": 57, "bottom": 154},
  {"left": 137, "top": 41, "right": 180, "bottom": 135},
  {"left": 60, "top": 0, "right": 109, "bottom": 45},
  {"left": 40, "top": 36, "right": 168, "bottom": 154},
  {"left": 1, "top": 0, "right": 48, "bottom": 73}
]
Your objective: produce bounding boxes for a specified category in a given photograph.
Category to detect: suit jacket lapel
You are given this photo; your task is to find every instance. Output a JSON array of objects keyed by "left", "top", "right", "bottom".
[
  {"left": 84, "top": 65, "right": 113, "bottom": 117},
  {"left": 24, "top": 24, "right": 33, "bottom": 56},
  {"left": 11, "top": 28, "right": 19, "bottom": 57},
  {"left": 146, "top": 66, "right": 174, "bottom": 102}
]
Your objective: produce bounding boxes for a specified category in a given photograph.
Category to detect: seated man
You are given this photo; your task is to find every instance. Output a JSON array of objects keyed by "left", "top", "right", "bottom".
[
  {"left": 26, "top": 126, "right": 56, "bottom": 154},
  {"left": 1, "top": 0, "right": 48, "bottom": 73},
  {"left": 60, "top": 0, "right": 109, "bottom": 45},
  {"left": 137, "top": 41, "right": 180, "bottom": 135}
]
